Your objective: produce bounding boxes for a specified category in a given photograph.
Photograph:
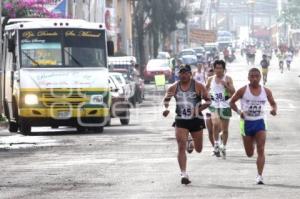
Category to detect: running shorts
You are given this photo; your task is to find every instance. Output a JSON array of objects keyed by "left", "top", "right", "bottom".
[
  {"left": 240, "top": 119, "right": 267, "bottom": 137},
  {"left": 173, "top": 117, "right": 206, "bottom": 133}
]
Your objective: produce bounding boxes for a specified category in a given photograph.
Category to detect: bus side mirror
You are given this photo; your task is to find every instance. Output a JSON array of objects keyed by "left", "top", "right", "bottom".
[
  {"left": 8, "top": 38, "right": 15, "bottom": 52},
  {"left": 107, "top": 41, "right": 114, "bottom": 56}
]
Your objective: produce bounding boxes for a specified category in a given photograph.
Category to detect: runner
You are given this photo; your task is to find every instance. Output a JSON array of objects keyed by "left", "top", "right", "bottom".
[
  {"left": 276, "top": 51, "right": 285, "bottom": 73},
  {"left": 162, "top": 64, "right": 211, "bottom": 185},
  {"left": 205, "top": 68, "right": 220, "bottom": 149},
  {"left": 193, "top": 62, "right": 206, "bottom": 85},
  {"left": 260, "top": 55, "right": 270, "bottom": 85},
  {"left": 285, "top": 50, "right": 293, "bottom": 70},
  {"left": 206, "top": 60, "right": 235, "bottom": 158},
  {"left": 230, "top": 68, "right": 277, "bottom": 185}
]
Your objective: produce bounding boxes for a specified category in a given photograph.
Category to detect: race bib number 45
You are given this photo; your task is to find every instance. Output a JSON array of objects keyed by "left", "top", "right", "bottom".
[{"left": 180, "top": 106, "right": 194, "bottom": 119}]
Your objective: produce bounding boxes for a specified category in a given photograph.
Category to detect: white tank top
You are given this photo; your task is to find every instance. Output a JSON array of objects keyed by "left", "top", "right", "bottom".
[
  {"left": 240, "top": 85, "right": 268, "bottom": 121},
  {"left": 194, "top": 71, "right": 206, "bottom": 85},
  {"left": 210, "top": 75, "right": 230, "bottom": 108}
]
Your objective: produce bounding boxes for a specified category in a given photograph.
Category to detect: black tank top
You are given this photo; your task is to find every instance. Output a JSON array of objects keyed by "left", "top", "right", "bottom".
[{"left": 174, "top": 80, "right": 202, "bottom": 119}]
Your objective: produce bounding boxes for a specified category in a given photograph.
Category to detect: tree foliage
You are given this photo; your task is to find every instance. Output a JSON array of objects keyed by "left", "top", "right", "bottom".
[
  {"left": 280, "top": 0, "right": 300, "bottom": 28},
  {"left": 133, "top": 0, "right": 187, "bottom": 64},
  {"left": 2, "top": 0, "right": 62, "bottom": 18}
]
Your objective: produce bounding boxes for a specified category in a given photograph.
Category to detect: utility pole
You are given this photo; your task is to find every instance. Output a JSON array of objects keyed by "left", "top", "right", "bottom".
[
  {"left": 0, "top": 0, "right": 2, "bottom": 60},
  {"left": 67, "top": 0, "right": 73, "bottom": 18},
  {"left": 0, "top": 0, "right": 2, "bottom": 115},
  {"left": 247, "top": 0, "right": 256, "bottom": 39},
  {"left": 121, "top": 0, "right": 128, "bottom": 55}
]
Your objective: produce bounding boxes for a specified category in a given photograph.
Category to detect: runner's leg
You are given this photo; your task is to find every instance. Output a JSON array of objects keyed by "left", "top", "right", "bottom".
[
  {"left": 255, "top": 131, "right": 266, "bottom": 176},
  {"left": 220, "top": 119, "right": 230, "bottom": 146},
  {"left": 190, "top": 131, "right": 203, "bottom": 153},
  {"left": 205, "top": 115, "right": 214, "bottom": 147},
  {"left": 242, "top": 136, "right": 255, "bottom": 157},
  {"left": 176, "top": 127, "right": 189, "bottom": 172}
]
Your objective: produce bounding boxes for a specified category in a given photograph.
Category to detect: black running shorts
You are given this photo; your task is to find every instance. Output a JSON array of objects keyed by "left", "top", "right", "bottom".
[{"left": 173, "top": 117, "right": 206, "bottom": 133}]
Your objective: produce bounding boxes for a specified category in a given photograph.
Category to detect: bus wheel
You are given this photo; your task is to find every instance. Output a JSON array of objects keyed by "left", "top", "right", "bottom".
[
  {"left": 19, "top": 120, "right": 31, "bottom": 135},
  {"left": 8, "top": 122, "right": 18, "bottom": 133}
]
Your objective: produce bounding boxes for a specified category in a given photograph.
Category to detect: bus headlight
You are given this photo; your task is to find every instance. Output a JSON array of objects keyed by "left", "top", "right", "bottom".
[
  {"left": 24, "top": 94, "right": 39, "bottom": 105},
  {"left": 90, "top": 95, "right": 103, "bottom": 105}
]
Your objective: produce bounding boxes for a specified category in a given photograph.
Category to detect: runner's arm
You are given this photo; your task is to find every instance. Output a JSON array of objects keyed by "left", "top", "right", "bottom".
[
  {"left": 206, "top": 76, "right": 212, "bottom": 91},
  {"left": 265, "top": 88, "right": 277, "bottom": 116},
  {"left": 196, "top": 83, "right": 211, "bottom": 112},
  {"left": 224, "top": 76, "right": 235, "bottom": 96},
  {"left": 163, "top": 83, "right": 176, "bottom": 109},
  {"left": 230, "top": 86, "right": 246, "bottom": 116},
  {"left": 162, "top": 84, "right": 176, "bottom": 117}
]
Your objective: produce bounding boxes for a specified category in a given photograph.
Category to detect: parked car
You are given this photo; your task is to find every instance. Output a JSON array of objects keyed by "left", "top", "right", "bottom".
[
  {"left": 193, "top": 47, "right": 206, "bottom": 63},
  {"left": 108, "top": 74, "right": 130, "bottom": 125},
  {"left": 178, "top": 49, "right": 198, "bottom": 66},
  {"left": 204, "top": 43, "right": 219, "bottom": 61},
  {"left": 109, "top": 72, "right": 132, "bottom": 100},
  {"left": 157, "top": 51, "right": 171, "bottom": 59},
  {"left": 108, "top": 56, "right": 144, "bottom": 106},
  {"left": 143, "top": 59, "right": 172, "bottom": 83},
  {"left": 108, "top": 56, "right": 136, "bottom": 73}
]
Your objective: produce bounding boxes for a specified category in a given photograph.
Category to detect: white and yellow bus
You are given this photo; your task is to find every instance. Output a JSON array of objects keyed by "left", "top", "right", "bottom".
[{"left": 1, "top": 18, "right": 114, "bottom": 135}]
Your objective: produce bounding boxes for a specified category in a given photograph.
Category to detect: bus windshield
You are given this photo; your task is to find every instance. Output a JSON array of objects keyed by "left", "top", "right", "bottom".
[{"left": 20, "top": 28, "right": 106, "bottom": 68}]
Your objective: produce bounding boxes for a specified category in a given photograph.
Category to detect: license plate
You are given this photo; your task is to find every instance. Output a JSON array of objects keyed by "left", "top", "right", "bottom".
[{"left": 57, "top": 111, "right": 71, "bottom": 119}]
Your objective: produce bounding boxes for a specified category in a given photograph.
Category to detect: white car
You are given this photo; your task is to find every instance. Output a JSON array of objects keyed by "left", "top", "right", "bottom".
[
  {"left": 157, "top": 51, "right": 171, "bottom": 59},
  {"left": 178, "top": 49, "right": 198, "bottom": 66},
  {"left": 108, "top": 73, "right": 131, "bottom": 125},
  {"left": 109, "top": 72, "right": 133, "bottom": 100}
]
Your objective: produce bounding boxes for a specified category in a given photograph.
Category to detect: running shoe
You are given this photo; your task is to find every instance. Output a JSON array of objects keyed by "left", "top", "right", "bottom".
[
  {"left": 181, "top": 174, "right": 191, "bottom": 185},
  {"left": 256, "top": 175, "right": 264, "bottom": 185},
  {"left": 220, "top": 147, "right": 226, "bottom": 159},
  {"left": 213, "top": 145, "right": 221, "bottom": 157}
]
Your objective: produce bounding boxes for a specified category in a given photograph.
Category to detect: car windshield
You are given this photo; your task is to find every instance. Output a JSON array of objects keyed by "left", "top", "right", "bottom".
[
  {"left": 180, "top": 51, "right": 194, "bottom": 56},
  {"left": 112, "top": 74, "right": 126, "bottom": 85},
  {"left": 194, "top": 48, "right": 205, "bottom": 54},
  {"left": 147, "top": 60, "right": 169, "bottom": 69},
  {"left": 110, "top": 63, "right": 132, "bottom": 70},
  {"left": 20, "top": 29, "right": 106, "bottom": 68}
]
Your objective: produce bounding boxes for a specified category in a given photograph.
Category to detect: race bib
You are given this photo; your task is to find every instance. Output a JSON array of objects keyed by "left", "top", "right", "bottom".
[
  {"left": 247, "top": 104, "right": 262, "bottom": 117},
  {"left": 214, "top": 92, "right": 224, "bottom": 101},
  {"left": 180, "top": 106, "right": 193, "bottom": 119}
]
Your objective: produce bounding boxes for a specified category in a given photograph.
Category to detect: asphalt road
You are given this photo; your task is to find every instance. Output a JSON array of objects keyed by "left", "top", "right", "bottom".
[{"left": 0, "top": 52, "right": 300, "bottom": 199}]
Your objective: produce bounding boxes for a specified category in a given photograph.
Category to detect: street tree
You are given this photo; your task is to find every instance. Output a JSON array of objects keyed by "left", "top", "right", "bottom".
[
  {"left": 132, "top": 0, "right": 186, "bottom": 66},
  {"left": 2, "top": 0, "right": 62, "bottom": 18},
  {"left": 280, "top": 0, "right": 300, "bottom": 28}
]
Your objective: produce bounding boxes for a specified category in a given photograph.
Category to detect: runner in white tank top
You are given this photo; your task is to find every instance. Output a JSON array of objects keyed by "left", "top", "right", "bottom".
[
  {"left": 206, "top": 60, "right": 235, "bottom": 158},
  {"left": 193, "top": 63, "right": 206, "bottom": 85},
  {"left": 240, "top": 84, "right": 267, "bottom": 121},
  {"left": 230, "top": 68, "right": 277, "bottom": 185},
  {"left": 210, "top": 75, "right": 231, "bottom": 109}
]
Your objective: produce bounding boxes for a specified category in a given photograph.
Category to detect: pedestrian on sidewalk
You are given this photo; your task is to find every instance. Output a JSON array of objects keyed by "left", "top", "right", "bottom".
[
  {"left": 230, "top": 68, "right": 277, "bottom": 185},
  {"left": 162, "top": 64, "right": 211, "bottom": 185}
]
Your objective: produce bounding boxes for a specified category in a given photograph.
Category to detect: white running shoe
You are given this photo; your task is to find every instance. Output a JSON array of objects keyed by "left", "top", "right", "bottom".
[{"left": 256, "top": 175, "right": 264, "bottom": 185}]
